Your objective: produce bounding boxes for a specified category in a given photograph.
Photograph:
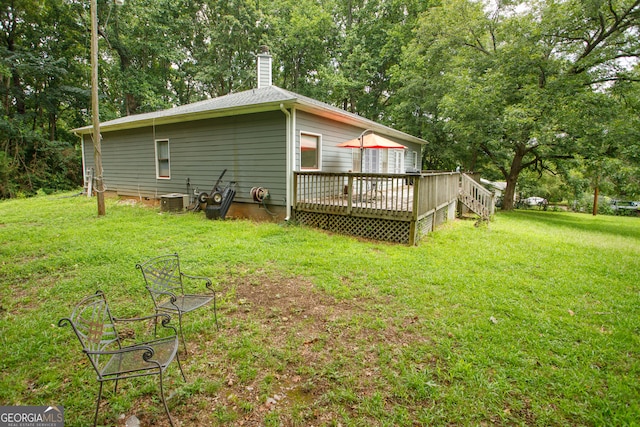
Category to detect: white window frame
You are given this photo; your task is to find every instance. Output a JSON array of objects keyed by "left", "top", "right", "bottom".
[
  {"left": 352, "top": 150, "right": 361, "bottom": 172},
  {"left": 352, "top": 149, "right": 381, "bottom": 173},
  {"left": 300, "top": 131, "right": 322, "bottom": 171},
  {"left": 411, "top": 150, "right": 419, "bottom": 170},
  {"left": 382, "top": 150, "right": 389, "bottom": 173},
  {"left": 391, "top": 149, "right": 405, "bottom": 173},
  {"left": 363, "top": 149, "right": 380, "bottom": 173},
  {"left": 155, "top": 139, "right": 171, "bottom": 179}
]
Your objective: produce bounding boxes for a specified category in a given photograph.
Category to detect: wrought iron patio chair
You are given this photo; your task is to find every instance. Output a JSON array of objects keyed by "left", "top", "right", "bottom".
[
  {"left": 136, "top": 253, "right": 218, "bottom": 352},
  {"left": 58, "top": 290, "right": 186, "bottom": 427}
]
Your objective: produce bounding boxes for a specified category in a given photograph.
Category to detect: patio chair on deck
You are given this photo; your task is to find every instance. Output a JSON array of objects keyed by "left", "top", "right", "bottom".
[
  {"left": 58, "top": 290, "right": 186, "bottom": 427},
  {"left": 136, "top": 253, "right": 218, "bottom": 352}
]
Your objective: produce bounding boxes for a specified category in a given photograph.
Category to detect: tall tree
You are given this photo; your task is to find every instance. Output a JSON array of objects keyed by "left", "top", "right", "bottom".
[
  {"left": 260, "top": 0, "right": 337, "bottom": 97},
  {"left": 191, "top": 0, "right": 267, "bottom": 97},
  {"left": 95, "top": 0, "right": 203, "bottom": 116},
  {"left": 392, "top": 0, "right": 640, "bottom": 210},
  {"left": 323, "top": 0, "right": 429, "bottom": 119},
  {"left": 1, "top": 0, "right": 86, "bottom": 197}
]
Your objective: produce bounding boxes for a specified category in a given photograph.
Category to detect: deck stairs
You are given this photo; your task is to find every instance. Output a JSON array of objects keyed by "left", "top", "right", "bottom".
[{"left": 458, "top": 173, "right": 495, "bottom": 220}]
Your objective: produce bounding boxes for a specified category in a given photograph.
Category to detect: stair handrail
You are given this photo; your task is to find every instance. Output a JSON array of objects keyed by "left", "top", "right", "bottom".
[{"left": 459, "top": 173, "right": 495, "bottom": 219}]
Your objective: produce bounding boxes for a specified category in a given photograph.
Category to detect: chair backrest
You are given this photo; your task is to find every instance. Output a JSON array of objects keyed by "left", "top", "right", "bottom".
[
  {"left": 58, "top": 291, "right": 121, "bottom": 377},
  {"left": 136, "top": 254, "right": 184, "bottom": 307}
]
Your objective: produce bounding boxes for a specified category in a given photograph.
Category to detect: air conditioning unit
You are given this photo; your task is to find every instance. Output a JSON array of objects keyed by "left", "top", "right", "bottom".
[{"left": 160, "top": 193, "right": 186, "bottom": 212}]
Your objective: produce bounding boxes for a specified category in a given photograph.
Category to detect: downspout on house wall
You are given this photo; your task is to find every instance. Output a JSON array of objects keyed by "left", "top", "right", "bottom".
[
  {"left": 78, "top": 133, "right": 85, "bottom": 178},
  {"left": 257, "top": 46, "right": 293, "bottom": 220},
  {"left": 280, "top": 104, "right": 292, "bottom": 221}
]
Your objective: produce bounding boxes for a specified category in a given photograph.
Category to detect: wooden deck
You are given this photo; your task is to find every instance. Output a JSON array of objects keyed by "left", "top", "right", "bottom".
[{"left": 293, "top": 172, "right": 462, "bottom": 244}]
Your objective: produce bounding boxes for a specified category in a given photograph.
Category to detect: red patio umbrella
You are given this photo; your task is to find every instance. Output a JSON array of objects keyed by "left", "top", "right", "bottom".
[
  {"left": 337, "top": 132, "right": 406, "bottom": 172},
  {"left": 336, "top": 133, "right": 407, "bottom": 150}
]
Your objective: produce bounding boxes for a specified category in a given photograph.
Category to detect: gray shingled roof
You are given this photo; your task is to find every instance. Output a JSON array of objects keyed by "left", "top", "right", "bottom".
[{"left": 73, "top": 85, "right": 426, "bottom": 145}]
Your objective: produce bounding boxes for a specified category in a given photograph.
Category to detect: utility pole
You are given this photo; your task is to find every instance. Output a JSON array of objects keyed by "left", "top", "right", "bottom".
[{"left": 91, "top": 0, "right": 105, "bottom": 215}]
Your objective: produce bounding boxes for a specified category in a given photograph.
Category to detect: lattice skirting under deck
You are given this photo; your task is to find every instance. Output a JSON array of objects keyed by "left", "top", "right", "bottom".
[
  {"left": 293, "top": 211, "right": 409, "bottom": 243},
  {"left": 417, "top": 214, "right": 433, "bottom": 239},
  {"left": 293, "top": 202, "right": 455, "bottom": 244}
]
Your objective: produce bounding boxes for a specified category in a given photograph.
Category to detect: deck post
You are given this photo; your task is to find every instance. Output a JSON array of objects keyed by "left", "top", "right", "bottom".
[
  {"left": 293, "top": 172, "right": 298, "bottom": 210},
  {"left": 434, "top": 175, "right": 439, "bottom": 231},
  {"left": 409, "top": 177, "right": 420, "bottom": 245}
]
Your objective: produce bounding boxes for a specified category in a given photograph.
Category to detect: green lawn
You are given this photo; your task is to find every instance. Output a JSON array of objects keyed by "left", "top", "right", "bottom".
[{"left": 1, "top": 193, "right": 639, "bottom": 426}]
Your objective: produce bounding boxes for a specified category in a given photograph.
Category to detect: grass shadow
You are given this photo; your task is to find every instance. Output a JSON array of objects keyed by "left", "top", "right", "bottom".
[{"left": 503, "top": 210, "right": 640, "bottom": 240}]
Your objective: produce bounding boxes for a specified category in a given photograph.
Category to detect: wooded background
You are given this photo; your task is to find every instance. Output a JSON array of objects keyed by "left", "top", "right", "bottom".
[{"left": 2, "top": 0, "right": 639, "bottom": 209}]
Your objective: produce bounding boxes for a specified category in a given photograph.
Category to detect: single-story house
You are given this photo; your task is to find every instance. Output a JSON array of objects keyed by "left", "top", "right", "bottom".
[{"left": 74, "top": 51, "right": 427, "bottom": 220}]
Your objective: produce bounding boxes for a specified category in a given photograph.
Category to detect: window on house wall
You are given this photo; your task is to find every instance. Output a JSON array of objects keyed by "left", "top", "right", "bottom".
[
  {"left": 352, "top": 150, "right": 361, "bottom": 172},
  {"left": 351, "top": 150, "right": 379, "bottom": 172},
  {"left": 383, "top": 149, "right": 406, "bottom": 173},
  {"left": 155, "top": 139, "right": 170, "bottom": 179},
  {"left": 411, "top": 151, "right": 419, "bottom": 170},
  {"left": 354, "top": 149, "right": 408, "bottom": 173},
  {"left": 300, "top": 133, "right": 320, "bottom": 170},
  {"left": 364, "top": 150, "right": 380, "bottom": 173},
  {"left": 392, "top": 149, "right": 405, "bottom": 173}
]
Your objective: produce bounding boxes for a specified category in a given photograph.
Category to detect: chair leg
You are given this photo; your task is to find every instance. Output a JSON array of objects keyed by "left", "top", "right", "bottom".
[
  {"left": 158, "top": 370, "right": 175, "bottom": 427},
  {"left": 94, "top": 381, "right": 104, "bottom": 427},
  {"left": 153, "top": 309, "right": 159, "bottom": 338},
  {"left": 176, "top": 350, "right": 187, "bottom": 382},
  {"left": 177, "top": 312, "right": 187, "bottom": 354}
]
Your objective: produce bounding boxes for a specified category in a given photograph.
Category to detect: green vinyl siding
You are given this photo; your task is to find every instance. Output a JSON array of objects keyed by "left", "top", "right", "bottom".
[
  {"left": 295, "top": 110, "right": 422, "bottom": 173},
  {"left": 82, "top": 108, "right": 423, "bottom": 208},
  {"left": 83, "top": 111, "right": 287, "bottom": 205}
]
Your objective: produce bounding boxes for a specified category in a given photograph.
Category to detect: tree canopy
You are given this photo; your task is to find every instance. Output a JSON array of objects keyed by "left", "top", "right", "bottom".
[
  {"left": 390, "top": 0, "right": 640, "bottom": 209},
  {"left": 1, "top": 0, "right": 638, "bottom": 206}
]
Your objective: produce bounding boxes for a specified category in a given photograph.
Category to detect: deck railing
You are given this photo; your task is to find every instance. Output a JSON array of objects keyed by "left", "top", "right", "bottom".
[
  {"left": 458, "top": 173, "right": 495, "bottom": 219},
  {"left": 293, "top": 171, "right": 493, "bottom": 244},
  {"left": 293, "top": 171, "right": 460, "bottom": 221}
]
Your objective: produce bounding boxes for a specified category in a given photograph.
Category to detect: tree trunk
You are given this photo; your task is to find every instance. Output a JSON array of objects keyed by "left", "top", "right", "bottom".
[
  {"left": 2, "top": 75, "right": 10, "bottom": 114},
  {"left": 469, "top": 149, "right": 478, "bottom": 172},
  {"left": 502, "top": 173, "right": 518, "bottom": 210},
  {"left": 499, "top": 147, "right": 527, "bottom": 211},
  {"left": 592, "top": 177, "right": 599, "bottom": 216},
  {"left": 49, "top": 112, "right": 57, "bottom": 141},
  {"left": 12, "top": 73, "right": 25, "bottom": 115},
  {"left": 125, "top": 93, "right": 138, "bottom": 116},
  {"left": 110, "top": 34, "right": 138, "bottom": 116}
]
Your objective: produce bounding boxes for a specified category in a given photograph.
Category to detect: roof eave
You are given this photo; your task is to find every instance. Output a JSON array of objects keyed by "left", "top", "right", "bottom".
[
  {"left": 72, "top": 91, "right": 427, "bottom": 146},
  {"left": 72, "top": 100, "right": 296, "bottom": 135},
  {"left": 294, "top": 101, "right": 428, "bottom": 146}
]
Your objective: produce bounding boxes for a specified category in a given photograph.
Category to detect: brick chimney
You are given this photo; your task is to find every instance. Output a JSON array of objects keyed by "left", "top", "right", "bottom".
[{"left": 257, "top": 46, "right": 272, "bottom": 88}]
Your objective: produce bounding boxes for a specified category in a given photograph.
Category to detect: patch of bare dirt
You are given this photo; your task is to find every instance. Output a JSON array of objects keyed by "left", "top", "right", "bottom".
[
  {"left": 115, "top": 196, "right": 159, "bottom": 208},
  {"left": 124, "top": 272, "right": 432, "bottom": 426}
]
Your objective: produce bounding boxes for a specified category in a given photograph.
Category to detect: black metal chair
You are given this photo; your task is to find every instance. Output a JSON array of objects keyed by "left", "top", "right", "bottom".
[
  {"left": 59, "top": 290, "right": 186, "bottom": 427},
  {"left": 136, "top": 253, "right": 218, "bottom": 352}
]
